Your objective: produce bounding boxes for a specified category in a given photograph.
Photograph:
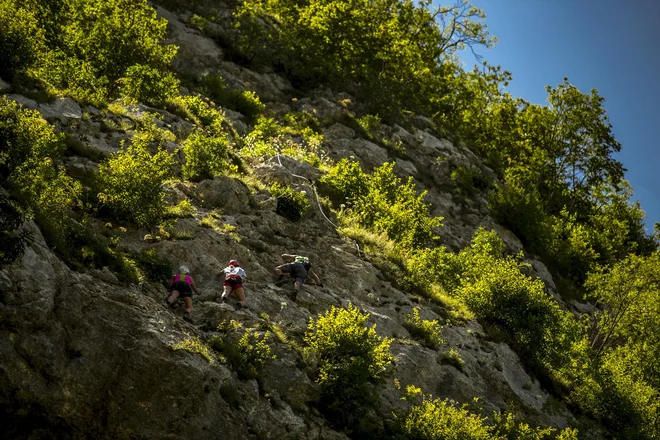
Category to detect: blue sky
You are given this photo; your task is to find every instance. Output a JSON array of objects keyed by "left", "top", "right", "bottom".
[{"left": 454, "top": 0, "right": 660, "bottom": 230}]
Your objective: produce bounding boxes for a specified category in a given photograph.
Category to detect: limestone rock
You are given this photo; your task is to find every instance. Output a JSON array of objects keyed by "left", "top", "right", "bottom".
[
  {"left": 39, "top": 97, "right": 83, "bottom": 119},
  {"left": 0, "top": 77, "right": 12, "bottom": 92},
  {"left": 192, "top": 176, "right": 252, "bottom": 213}
]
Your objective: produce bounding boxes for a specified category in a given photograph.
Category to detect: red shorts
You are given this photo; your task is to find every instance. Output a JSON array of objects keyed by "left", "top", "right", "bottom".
[{"left": 223, "top": 276, "right": 243, "bottom": 288}]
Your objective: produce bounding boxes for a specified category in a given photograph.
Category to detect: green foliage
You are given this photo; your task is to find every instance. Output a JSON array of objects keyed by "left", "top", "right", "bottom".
[
  {"left": 173, "top": 335, "right": 217, "bottom": 364},
  {"left": 166, "top": 199, "right": 197, "bottom": 218},
  {"left": 488, "top": 167, "right": 549, "bottom": 250},
  {"left": 402, "top": 397, "right": 493, "bottom": 439},
  {"left": 403, "top": 308, "right": 444, "bottom": 350},
  {"left": 399, "top": 395, "right": 579, "bottom": 440},
  {"left": 242, "top": 116, "right": 323, "bottom": 166},
  {"left": 135, "top": 248, "right": 172, "bottom": 286},
  {"left": 194, "top": 73, "right": 266, "bottom": 121},
  {"left": 62, "top": 219, "right": 140, "bottom": 282},
  {"left": 0, "top": 97, "right": 81, "bottom": 240},
  {"left": 270, "top": 182, "right": 310, "bottom": 222},
  {"left": 304, "top": 304, "right": 393, "bottom": 428},
  {"left": 215, "top": 330, "right": 276, "bottom": 379},
  {"left": 441, "top": 348, "right": 465, "bottom": 371},
  {"left": 405, "top": 246, "right": 463, "bottom": 294},
  {"left": 0, "top": 0, "right": 45, "bottom": 77},
  {"left": 234, "top": 0, "right": 495, "bottom": 118},
  {"left": 181, "top": 130, "right": 230, "bottom": 181},
  {"left": 0, "top": 195, "right": 31, "bottom": 265},
  {"left": 450, "top": 165, "right": 491, "bottom": 196},
  {"left": 5, "top": 0, "right": 178, "bottom": 105},
  {"left": 119, "top": 64, "right": 180, "bottom": 107},
  {"left": 321, "top": 160, "right": 442, "bottom": 250},
  {"left": 97, "top": 129, "right": 174, "bottom": 227},
  {"left": 455, "top": 229, "right": 571, "bottom": 366}
]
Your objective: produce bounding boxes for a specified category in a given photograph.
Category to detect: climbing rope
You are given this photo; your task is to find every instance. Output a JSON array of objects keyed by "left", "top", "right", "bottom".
[{"left": 276, "top": 151, "right": 362, "bottom": 258}]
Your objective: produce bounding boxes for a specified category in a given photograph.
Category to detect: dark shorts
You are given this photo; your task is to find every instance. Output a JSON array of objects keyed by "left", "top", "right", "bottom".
[
  {"left": 170, "top": 281, "right": 193, "bottom": 298},
  {"left": 280, "top": 262, "right": 307, "bottom": 283},
  {"left": 223, "top": 276, "right": 243, "bottom": 289}
]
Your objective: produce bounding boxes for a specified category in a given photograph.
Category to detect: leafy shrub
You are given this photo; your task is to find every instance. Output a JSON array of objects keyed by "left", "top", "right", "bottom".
[
  {"left": 215, "top": 330, "right": 275, "bottom": 379},
  {"left": 321, "top": 160, "right": 442, "bottom": 250},
  {"left": 454, "top": 229, "right": 573, "bottom": 367},
  {"left": 62, "top": 219, "right": 140, "bottom": 282},
  {"left": 441, "top": 348, "right": 465, "bottom": 371},
  {"left": 173, "top": 335, "right": 216, "bottom": 364},
  {"left": 242, "top": 116, "right": 323, "bottom": 166},
  {"left": 402, "top": 397, "right": 493, "bottom": 440},
  {"left": 405, "top": 246, "right": 463, "bottom": 294},
  {"left": 403, "top": 308, "right": 444, "bottom": 350},
  {"left": 119, "top": 64, "right": 179, "bottom": 107},
  {"left": 135, "top": 248, "right": 172, "bottom": 286},
  {"left": 451, "top": 165, "right": 491, "bottom": 196},
  {"left": 171, "top": 94, "right": 227, "bottom": 134},
  {"left": 234, "top": 0, "right": 494, "bottom": 118},
  {"left": 0, "top": 0, "right": 45, "bottom": 76},
  {"left": 0, "top": 195, "right": 31, "bottom": 265},
  {"left": 270, "top": 182, "right": 310, "bottom": 222},
  {"left": 304, "top": 304, "right": 393, "bottom": 428},
  {"left": 181, "top": 130, "right": 230, "bottom": 181},
  {"left": 97, "top": 133, "right": 174, "bottom": 227},
  {"left": 0, "top": 97, "right": 81, "bottom": 241},
  {"left": 488, "top": 167, "right": 549, "bottom": 250},
  {"left": 166, "top": 199, "right": 197, "bottom": 218},
  {"left": 400, "top": 396, "right": 579, "bottom": 440},
  {"left": 196, "top": 73, "right": 265, "bottom": 121}
]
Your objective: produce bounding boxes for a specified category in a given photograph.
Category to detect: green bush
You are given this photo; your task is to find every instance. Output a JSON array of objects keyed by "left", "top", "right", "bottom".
[
  {"left": 0, "top": 195, "right": 31, "bottom": 265},
  {"left": 402, "top": 397, "right": 493, "bottom": 440},
  {"left": 97, "top": 133, "right": 174, "bottom": 227},
  {"left": 0, "top": 0, "right": 45, "bottom": 76},
  {"left": 196, "top": 73, "right": 265, "bottom": 121},
  {"left": 321, "top": 160, "right": 442, "bottom": 250},
  {"left": 304, "top": 304, "right": 392, "bottom": 428},
  {"left": 14, "top": 0, "right": 177, "bottom": 105},
  {"left": 270, "top": 182, "right": 310, "bottom": 222},
  {"left": 119, "top": 64, "right": 180, "bottom": 107},
  {"left": 403, "top": 308, "right": 444, "bottom": 350},
  {"left": 405, "top": 246, "right": 463, "bottom": 294},
  {"left": 400, "top": 396, "right": 579, "bottom": 440},
  {"left": 135, "top": 248, "right": 172, "bottom": 286},
  {"left": 454, "top": 229, "right": 572, "bottom": 367},
  {"left": 0, "top": 97, "right": 81, "bottom": 241},
  {"left": 216, "top": 330, "right": 276, "bottom": 380},
  {"left": 488, "top": 167, "right": 549, "bottom": 250},
  {"left": 242, "top": 116, "right": 323, "bottom": 166},
  {"left": 181, "top": 130, "right": 230, "bottom": 181},
  {"left": 451, "top": 165, "right": 491, "bottom": 196}
]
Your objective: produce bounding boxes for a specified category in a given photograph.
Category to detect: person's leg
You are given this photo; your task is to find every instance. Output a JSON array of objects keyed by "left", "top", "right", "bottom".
[
  {"left": 221, "top": 285, "right": 233, "bottom": 303},
  {"left": 234, "top": 286, "right": 247, "bottom": 307},
  {"left": 183, "top": 297, "right": 192, "bottom": 313},
  {"left": 183, "top": 297, "right": 193, "bottom": 322},
  {"left": 166, "top": 290, "right": 180, "bottom": 306}
]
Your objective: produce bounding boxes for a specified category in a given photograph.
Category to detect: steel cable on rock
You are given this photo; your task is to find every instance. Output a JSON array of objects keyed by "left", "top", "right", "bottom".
[{"left": 275, "top": 151, "right": 361, "bottom": 258}]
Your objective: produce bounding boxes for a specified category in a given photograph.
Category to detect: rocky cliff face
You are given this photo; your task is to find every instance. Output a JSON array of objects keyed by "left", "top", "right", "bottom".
[{"left": 0, "top": 5, "right": 578, "bottom": 439}]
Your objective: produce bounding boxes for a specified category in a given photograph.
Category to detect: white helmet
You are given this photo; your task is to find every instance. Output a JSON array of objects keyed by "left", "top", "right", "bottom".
[{"left": 178, "top": 265, "right": 190, "bottom": 274}]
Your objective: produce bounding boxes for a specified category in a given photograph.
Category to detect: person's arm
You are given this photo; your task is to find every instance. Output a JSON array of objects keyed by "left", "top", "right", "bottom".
[
  {"left": 190, "top": 277, "right": 201, "bottom": 294},
  {"left": 309, "top": 269, "right": 321, "bottom": 285},
  {"left": 281, "top": 254, "right": 296, "bottom": 263},
  {"left": 240, "top": 268, "right": 247, "bottom": 279}
]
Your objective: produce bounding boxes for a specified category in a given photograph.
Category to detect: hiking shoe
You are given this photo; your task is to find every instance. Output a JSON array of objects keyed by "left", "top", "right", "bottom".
[
  {"left": 234, "top": 303, "right": 245, "bottom": 311},
  {"left": 183, "top": 312, "right": 193, "bottom": 323},
  {"left": 221, "top": 296, "right": 228, "bottom": 304}
]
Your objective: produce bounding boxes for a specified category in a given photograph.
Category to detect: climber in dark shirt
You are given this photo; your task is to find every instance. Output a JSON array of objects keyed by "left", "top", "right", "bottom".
[{"left": 275, "top": 254, "right": 322, "bottom": 298}]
